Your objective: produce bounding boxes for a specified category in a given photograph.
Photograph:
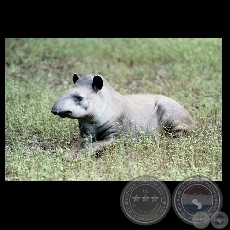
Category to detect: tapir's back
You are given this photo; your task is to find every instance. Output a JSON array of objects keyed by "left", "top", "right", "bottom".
[{"left": 121, "top": 94, "right": 195, "bottom": 134}]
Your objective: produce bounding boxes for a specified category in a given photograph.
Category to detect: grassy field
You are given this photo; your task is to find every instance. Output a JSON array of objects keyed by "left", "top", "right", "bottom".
[{"left": 5, "top": 38, "right": 222, "bottom": 181}]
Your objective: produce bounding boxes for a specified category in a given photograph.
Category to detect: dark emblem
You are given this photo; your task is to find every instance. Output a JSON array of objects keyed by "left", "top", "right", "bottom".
[
  {"left": 211, "top": 211, "right": 229, "bottom": 229},
  {"left": 120, "top": 175, "right": 171, "bottom": 225},
  {"left": 172, "top": 175, "right": 222, "bottom": 225}
]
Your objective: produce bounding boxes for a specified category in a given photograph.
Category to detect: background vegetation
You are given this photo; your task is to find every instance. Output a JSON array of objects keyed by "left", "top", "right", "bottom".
[{"left": 5, "top": 38, "right": 222, "bottom": 181}]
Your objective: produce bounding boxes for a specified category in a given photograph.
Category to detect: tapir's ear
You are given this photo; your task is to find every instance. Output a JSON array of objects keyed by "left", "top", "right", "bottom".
[
  {"left": 73, "top": 73, "right": 79, "bottom": 84},
  {"left": 92, "top": 75, "right": 103, "bottom": 92}
]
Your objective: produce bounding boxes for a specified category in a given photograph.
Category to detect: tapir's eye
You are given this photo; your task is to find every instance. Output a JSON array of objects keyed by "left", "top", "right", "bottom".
[{"left": 74, "top": 95, "right": 83, "bottom": 102}]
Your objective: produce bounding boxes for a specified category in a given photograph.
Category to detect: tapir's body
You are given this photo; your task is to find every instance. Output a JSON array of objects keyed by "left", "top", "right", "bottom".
[{"left": 51, "top": 73, "right": 196, "bottom": 154}]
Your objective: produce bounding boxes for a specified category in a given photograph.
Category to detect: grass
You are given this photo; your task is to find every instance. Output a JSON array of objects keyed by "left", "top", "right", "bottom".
[{"left": 5, "top": 38, "right": 222, "bottom": 181}]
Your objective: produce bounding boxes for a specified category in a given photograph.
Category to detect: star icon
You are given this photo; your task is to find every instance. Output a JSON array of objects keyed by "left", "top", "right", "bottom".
[
  {"left": 132, "top": 194, "right": 140, "bottom": 202},
  {"left": 151, "top": 195, "right": 159, "bottom": 202},
  {"left": 142, "top": 194, "right": 150, "bottom": 202}
]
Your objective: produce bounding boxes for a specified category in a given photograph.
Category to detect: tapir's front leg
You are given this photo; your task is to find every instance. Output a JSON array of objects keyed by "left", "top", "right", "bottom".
[
  {"left": 91, "top": 138, "right": 116, "bottom": 153},
  {"left": 70, "top": 135, "right": 116, "bottom": 157}
]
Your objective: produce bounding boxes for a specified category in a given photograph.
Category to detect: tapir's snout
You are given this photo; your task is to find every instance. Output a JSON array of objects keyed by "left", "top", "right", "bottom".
[{"left": 51, "top": 110, "right": 72, "bottom": 118}]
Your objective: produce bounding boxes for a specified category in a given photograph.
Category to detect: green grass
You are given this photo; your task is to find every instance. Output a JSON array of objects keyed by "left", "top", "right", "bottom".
[{"left": 5, "top": 38, "right": 222, "bottom": 181}]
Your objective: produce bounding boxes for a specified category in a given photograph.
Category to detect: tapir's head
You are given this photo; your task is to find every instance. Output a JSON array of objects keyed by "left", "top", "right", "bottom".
[{"left": 51, "top": 73, "right": 104, "bottom": 119}]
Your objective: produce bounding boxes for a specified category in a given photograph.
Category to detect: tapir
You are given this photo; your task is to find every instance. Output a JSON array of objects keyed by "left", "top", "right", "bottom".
[{"left": 51, "top": 73, "right": 196, "bottom": 155}]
